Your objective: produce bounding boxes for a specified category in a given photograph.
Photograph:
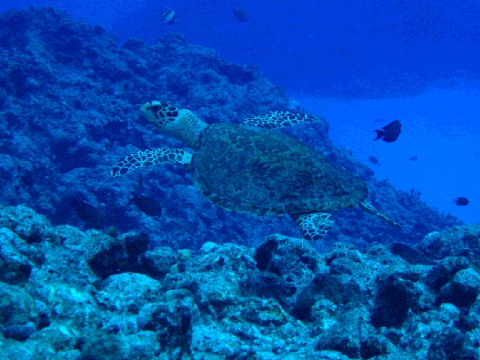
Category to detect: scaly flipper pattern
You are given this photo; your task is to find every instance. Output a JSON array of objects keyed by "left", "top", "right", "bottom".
[
  {"left": 111, "top": 147, "right": 192, "bottom": 177},
  {"left": 242, "top": 111, "right": 319, "bottom": 129},
  {"left": 293, "top": 212, "right": 335, "bottom": 241}
]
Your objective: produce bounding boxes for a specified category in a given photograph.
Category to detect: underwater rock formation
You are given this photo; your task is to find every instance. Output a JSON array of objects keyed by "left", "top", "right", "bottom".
[{"left": 0, "top": 204, "right": 479, "bottom": 359}]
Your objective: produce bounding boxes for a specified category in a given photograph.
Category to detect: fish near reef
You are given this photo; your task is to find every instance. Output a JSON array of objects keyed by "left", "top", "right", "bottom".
[
  {"left": 454, "top": 197, "right": 469, "bottom": 206},
  {"left": 390, "top": 242, "right": 432, "bottom": 265},
  {"left": 71, "top": 198, "right": 105, "bottom": 229},
  {"left": 374, "top": 120, "right": 402, "bottom": 143},
  {"left": 160, "top": 7, "right": 176, "bottom": 25},
  {"left": 131, "top": 194, "right": 163, "bottom": 217},
  {"left": 368, "top": 156, "right": 380, "bottom": 165}
]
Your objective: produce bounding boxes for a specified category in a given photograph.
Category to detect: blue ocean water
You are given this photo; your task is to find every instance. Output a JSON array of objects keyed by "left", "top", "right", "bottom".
[
  {"left": 2, "top": 0, "right": 478, "bottom": 224},
  {"left": 297, "top": 83, "right": 480, "bottom": 225}
]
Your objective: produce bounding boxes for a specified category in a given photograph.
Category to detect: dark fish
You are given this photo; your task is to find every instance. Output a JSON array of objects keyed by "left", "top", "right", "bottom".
[
  {"left": 454, "top": 197, "right": 469, "bottom": 206},
  {"left": 374, "top": 120, "right": 402, "bottom": 143},
  {"left": 368, "top": 156, "right": 381, "bottom": 165},
  {"left": 71, "top": 198, "right": 105, "bottom": 229},
  {"left": 233, "top": 7, "right": 249, "bottom": 22},
  {"left": 160, "top": 7, "right": 176, "bottom": 25},
  {"left": 409, "top": 156, "right": 418, "bottom": 161},
  {"left": 390, "top": 243, "right": 432, "bottom": 265},
  {"left": 131, "top": 195, "right": 162, "bottom": 217}
]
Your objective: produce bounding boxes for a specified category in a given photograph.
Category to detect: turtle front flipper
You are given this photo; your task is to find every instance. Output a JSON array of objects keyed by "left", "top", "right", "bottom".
[
  {"left": 291, "top": 213, "right": 335, "bottom": 241},
  {"left": 111, "top": 147, "right": 192, "bottom": 177},
  {"left": 242, "top": 111, "right": 321, "bottom": 129}
]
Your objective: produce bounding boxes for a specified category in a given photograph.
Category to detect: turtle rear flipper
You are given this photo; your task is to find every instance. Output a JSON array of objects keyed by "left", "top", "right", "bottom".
[
  {"left": 111, "top": 147, "right": 192, "bottom": 177},
  {"left": 360, "top": 200, "right": 402, "bottom": 228},
  {"left": 292, "top": 213, "right": 335, "bottom": 241},
  {"left": 242, "top": 111, "right": 320, "bottom": 129}
]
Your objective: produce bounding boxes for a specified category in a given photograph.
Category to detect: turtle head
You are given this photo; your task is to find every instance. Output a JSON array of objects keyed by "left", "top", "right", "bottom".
[{"left": 141, "top": 101, "right": 208, "bottom": 149}]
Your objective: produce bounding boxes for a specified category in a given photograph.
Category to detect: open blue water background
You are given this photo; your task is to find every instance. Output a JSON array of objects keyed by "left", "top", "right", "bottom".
[{"left": 2, "top": 0, "right": 479, "bottom": 224}]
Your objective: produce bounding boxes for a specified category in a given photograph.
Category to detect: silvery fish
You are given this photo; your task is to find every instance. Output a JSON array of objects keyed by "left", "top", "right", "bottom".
[{"left": 160, "top": 7, "right": 177, "bottom": 25}]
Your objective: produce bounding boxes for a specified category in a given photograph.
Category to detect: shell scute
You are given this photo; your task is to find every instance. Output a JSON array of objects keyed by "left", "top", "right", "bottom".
[{"left": 191, "top": 123, "right": 368, "bottom": 216}]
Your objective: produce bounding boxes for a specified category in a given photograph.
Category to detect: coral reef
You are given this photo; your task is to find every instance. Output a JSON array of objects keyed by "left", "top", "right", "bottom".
[{"left": 1, "top": 204, "right": 479, "bottom": 359}]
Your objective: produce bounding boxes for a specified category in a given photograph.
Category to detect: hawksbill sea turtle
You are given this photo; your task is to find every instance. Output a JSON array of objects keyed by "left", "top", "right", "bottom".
[{"left": 111, "top": 101, "right": 401, "bottom": 240}]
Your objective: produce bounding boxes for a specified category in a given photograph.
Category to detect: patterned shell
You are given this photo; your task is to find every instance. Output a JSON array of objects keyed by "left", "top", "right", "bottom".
[{"left": 191, "top": 123, "right": 368, "bottom": 216}]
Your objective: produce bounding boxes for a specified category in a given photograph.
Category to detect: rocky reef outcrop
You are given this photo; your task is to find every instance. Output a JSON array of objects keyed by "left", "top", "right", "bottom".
[{"left": 1, "top": 204, "right": 479, "bottom": 359}]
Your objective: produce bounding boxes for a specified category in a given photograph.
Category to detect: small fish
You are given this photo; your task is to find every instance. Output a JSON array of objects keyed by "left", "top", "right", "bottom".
[
  {"left": 160, "top": 6, "right": 177, "bottom": 25},
  {"left": 131, "top": 195, "right": 163, "bottom": 217},
  {"left": 454, "top": 197, "right": 470, "bottom": 206},
  {"left": 368, "top": 156, "right": 381, "bottom": 165},
  {"left": 374, "top": 120, "right": 402, "bottom": 143},
  {"left": 71, "top": 198, "right": 105, "bottom": 229},
  {"left": 409, "top": 156, "right": 418, "bottom": 161},
  {"left": 233, "top": 7, "right": 249, "bottom": 22}
]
